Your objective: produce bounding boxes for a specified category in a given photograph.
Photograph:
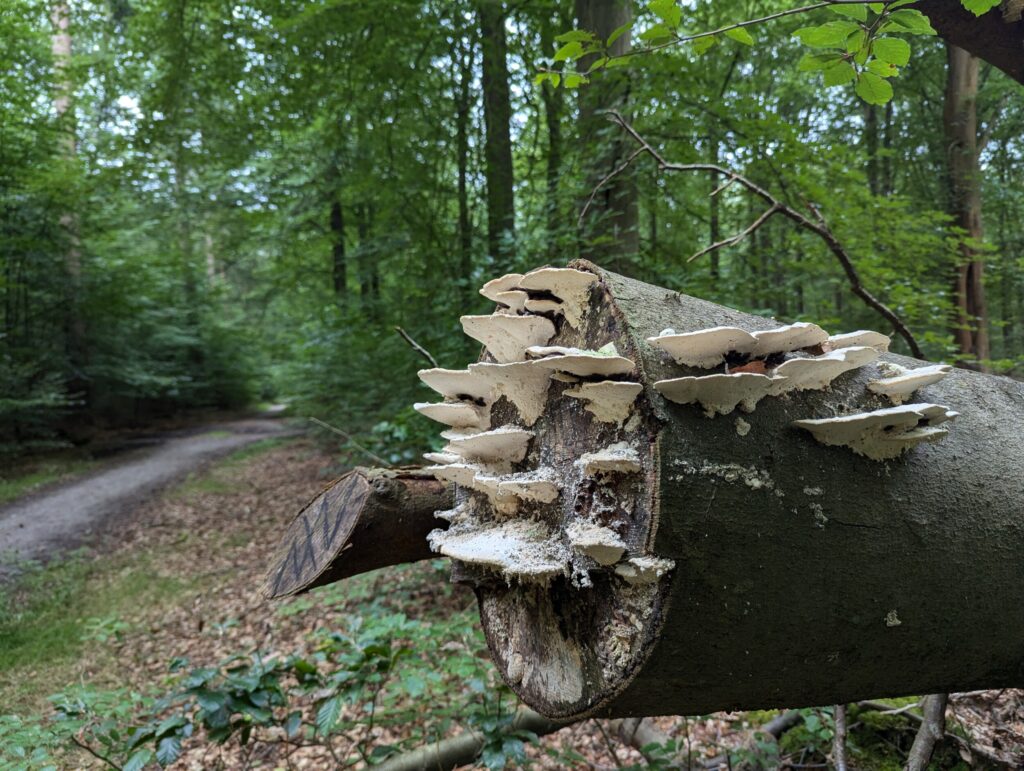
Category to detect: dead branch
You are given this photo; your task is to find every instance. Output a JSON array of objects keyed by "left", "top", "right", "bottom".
[
  {"left": 833, "top": 705, "right": 849, "bottom": 771},
  {"left": 589, "top": 111, "right": 925, "bottom": 359},
  {"left": 308, "top": 416, "right": 392, "bottom": 467},
  {"left": 395, "top": 326, "right": 439, "bottom": 368},
  {"left": 904, "top": 694, "right": 948, "bottom": 771}
]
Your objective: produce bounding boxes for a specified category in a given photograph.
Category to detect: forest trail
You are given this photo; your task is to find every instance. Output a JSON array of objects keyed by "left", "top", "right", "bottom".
[{"left": 0, "top": 416, "right": 299, "bottom": 571}]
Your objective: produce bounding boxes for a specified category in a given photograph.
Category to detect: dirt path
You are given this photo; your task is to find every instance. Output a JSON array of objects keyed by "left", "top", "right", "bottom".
[{"left": 0, "top": 417, "right": 298, "bottom": 569}]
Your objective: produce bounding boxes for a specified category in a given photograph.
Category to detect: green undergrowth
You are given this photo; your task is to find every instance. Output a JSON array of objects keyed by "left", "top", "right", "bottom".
[{"left": 0, "top": 456, "right": 99, "bottom": 507}]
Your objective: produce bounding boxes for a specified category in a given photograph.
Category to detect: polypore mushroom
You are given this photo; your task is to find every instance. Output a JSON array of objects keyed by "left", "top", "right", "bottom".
[
  {"left": 564, "top": 381, "right": 643, "bottom": 424},
  {"left": 793, "top": 403, "right": 959, "bottom": 461},
  {"left": 446, "top": 425, "right": 533, "bottom": 465},
  {"left": 426, "top": 462, "right": 482, "bottom": 487},
  {"left": 423, "top": 451, "right": 461, "bottom": 465},
  {"left": 480, "top": 273, "right": 525, "bottom": 303},
  {"left": 770, "top": 347, "right": 880, "bottom": 395},
  {"left": 655, "top": 372, "right": 785, "bottom": 417},
  {"left": 646, "top": 326, "right": 757, "bottom": 369},
  {"left": 566, "top": 521, "right": 627, "bottom": 566},
  {"left": 575, "top": 442, "right": 642, "bottom": 476},
  {"left": 517, "top": 267, "right": 598, "bottom": 329},
  {"left": 414, "top": 401, "right": 489, "bottom": 430},
  {"left": 418, "top": 368, "right": 493, "bottom": 403},
  {"left": 524, "top": 298, "right": 563, "bottom": 316},
  {"left": 867, "top": 364, "right": 952, "bottom": 405},
  {"left": 614, "top": 556, "right": 675, "bottom": 585},
  {"left": 527, "top": 344, "right": 635, "bottom": 377},
  {"left": 461, "top": 315, "right": 556, "bottom": 364},
  {"left": 469, "top": 361, "right": 553, "bottom": 426},
  {"left": 494, "top": 290, "right": 529, "bottom": 314},
  {"left": 428, "top": 519, "right": 567, "bottom": 582},
  {"left": 823, "top": 330, "right": 891, "bottom": 353},
  {"left": 750, "top": 322, "right": 829, "bottom": 358}
]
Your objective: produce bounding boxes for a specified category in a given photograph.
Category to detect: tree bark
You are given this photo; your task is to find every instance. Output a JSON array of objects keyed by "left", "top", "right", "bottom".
[
  {"left": 262, "top": 468, "right": 450, "bottom": 599},
  {"left": 943, "top": 44, "right": 989, "bottom": 368},
  {"left": 913, "top": 0, "right": 1024, "bottom": 86},
  {"left": 575, "top": 0, "right": 638, "bottom": 268},
  {"left": 539, "top": 10, "right": 565, "bottom": 252},
  {"left": 478, "top": 0, "right": 515, "bottom": 261}
]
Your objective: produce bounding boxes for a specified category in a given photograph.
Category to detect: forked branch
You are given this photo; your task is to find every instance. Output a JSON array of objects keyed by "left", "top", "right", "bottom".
[{"left": 587, "top": 111, "right": 924, "bottom": 359}]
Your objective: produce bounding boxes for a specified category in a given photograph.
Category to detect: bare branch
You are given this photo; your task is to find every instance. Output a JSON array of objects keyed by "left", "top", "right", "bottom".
[
  {"left": 833, "top": 705, "right": 849, "bottom": 771},
  {"left": 595, "top": 111, "right": 925, "bottom": 359},
  {"left": 687, "top": 203, "right": 781, "bottom": 263},
  {"left": 578, "top": 145, "right": 646, "bottom": 228},
  {"left": 905, "top": 694, "right": 948, "bottom": 771},
  {"left": 394, "top": 326, "right": 438, "bottom": 368},
  {"left": 308, "top": 417, "right": 393, "bottom": 467}
]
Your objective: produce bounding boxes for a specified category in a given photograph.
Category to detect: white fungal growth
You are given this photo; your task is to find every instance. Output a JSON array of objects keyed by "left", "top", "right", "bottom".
[
  {"left": 793, "top": 403, "right": 959, "bottom": 461},
  {"left": 480, "top": 273, "right": 525, "bottom": 303},
  {"left": 527, "top": 344, "right": 636, "bottom": 377},
  {"left": 418, "top": 368, "right": 493, "bottom": 403},
  {"left": 655, "top": 373, "right": 785, "bottom": 417},
  {"left": 446, "top": 425, "right": 533, "bottom": 465},
  {"left": 429, "top": 520, "right": 567, "bottom": 582},
  {"left": 770, "top": 346, "right": 880, "bottom": 394},
  {"left": 517, "top": 267, "right": 598, "bottom": 329},
  {"left": 469, "top": 361, "right": 553, "bottom": 426},
  {"left": 647, "top": 326, "right": 757, "bottom": 369},
  {"left": 440, "top": 427, "right": 483, "bottom": 441},
  {"left": 824, "top": 330, "right": 891, "bottom": 353},
  {"left": 564, "top": 381, "right": 643, "bottom": 424},
  {"left": 615, "top": 556, "right": 675, "bottom": 585},
  {"left": 497, "top": 474, "right": 560, "bottom": 504},
  {"left": 867, "top": 363, "right": 952, "bottom": 405},
  {"left": 750, "top": 322, "right": 829, "bottom": 358},
  {"left": 735, "top": 417, "right": 751, "bottom": 436},
  {"left": 425, "top": 462, "right": 481, "bottom": 487},
  {"left": 423, "top": 451, "right": 461, "bottom": 466},
  {"left": 566, "top": 521, "right": 627, "bottom": 566},
  {"left": 494, "top": 290, "right": 529, "bottom": 313},
  {"left": 524, "top": 298, "right": 562, "bottom": 316},
  {"left": 576, "top": 442, "right": 642, "bottom": 476},
  {"left": 414, "top": 401, "right": 489, "bottom": 429},
  {"left": 461, "top": 314, "right": 556, "bottom": 363}
]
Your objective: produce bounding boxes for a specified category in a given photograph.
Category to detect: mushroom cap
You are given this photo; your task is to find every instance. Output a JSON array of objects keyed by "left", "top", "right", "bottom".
[
  {"left": 647, "top": 326, "right": 757, "bottom": 368},
  {"left": 655, "top": 372, "right": 785, "bottom": 416},
  {"left": 468, "top": 360, "right": 554, "bottom": 426},
  {"left": 527, "top": 345, "right": 636, "bottom": 377},
  {"left": 564, "top": 381, "right": 643, "bottom": 424},
  {"left": 414, "top": 401, "right": 489, "bottom": 429},
  {"left": 575, "top": 442, "right": 642, "bottom": 476},
  {"left": 867, "top": 364, "right": 952, "bottom": 404},
  {"left": 494, "top": 290, "right": 529, "bottom": 313},
  {"left": 750, "top": 322, "right": 829, "bottom": 357},
  {"left": 770, "top": 346, "right": 880, "bottom": 394},
  {"left": 480, "top": 273, "right": 525, "bottom": 303},
  {"left": 446, "top": 425, "right": 534, "bottom": 463},
  {"left": 566, "top": 521, "right": 627, "bottom": 566},
  {"left": 428, "top": 520, "right": 566, "bottom": 580},
  {"left": 418, "top": 368, "right": 493, "bottom": 402},
  {"left": 517, "top": 267, "right": 598, "bottom": 328},
  {"left": 793, "top": 403, "right": 959, "bottom": 460},
  {"left": 461, "top": 314, "right": 556, "bottom": 363},
  {"left": 824, "top": 330, "right": 891, "bottom": 353}
]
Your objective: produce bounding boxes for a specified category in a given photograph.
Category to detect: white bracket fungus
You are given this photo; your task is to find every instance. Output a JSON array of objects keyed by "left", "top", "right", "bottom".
[
  {"left": 446, "top": 425, "right": 533, "bottom": 465},
  {"left": 576, "top": 443, "right": 642, "bottom": 476},
  {"left": 566, "top": 521, "right": 627, "bottom": 566},
  {"left": 646, "top": 326, "right": 757, "bottom": 369},
  {"left": 524, "top": 298, "right": 562, "bottom": 316},
  {"left": 517, "top": 267, "right": 598, "bottom": 329},
  {"left": 469, "top": 361, "right": 553, "bottom": 426},
  {"left": 793, "top": 403, "right": 959, "bottom": 460},
  {"left": 614, "top": 556, "right": 675, "bottom": 585},
  {"left": 823, "top": 330, "right": 891, "bottom": 353},
  {"left": 527, "top": 344, "right": 636, "bottom": 377},
  {"left": 414, "top": 401, "right": 489, "bottom": 430},
  {"left": 867, "top": 363, "right": 952, "bottom": 405},
  {"left": 770, "top": 346, "right": 880, "bottom": 394},
  {"left": 564, "top": 381, "right": 643, "bottom": 424},
  {"left": 461, "top": 315, "right": 556, "bottom": 363},
  {"left": 417, "top": 368, "right": 493, "bottom": 403},
  {"left": 428, "top": 520, "right": 567, "bottom": 582},
  {"left": 423, "top": 451, "right": 461, "bottom": 466},
  {"left": 425, "top": 462, "right": 481, "bottom": 487},
  {"left": 480, "top": 273, "right": 525, "bottom": 303},
  {"left": 494, "top": 290, "right": 529, "bottom": 314},
  {"left": 655, "top": 373, "right": 785, "bottom": 417},
  {"left": 750, "top": 322, "right": 829, "bottom": 358}
]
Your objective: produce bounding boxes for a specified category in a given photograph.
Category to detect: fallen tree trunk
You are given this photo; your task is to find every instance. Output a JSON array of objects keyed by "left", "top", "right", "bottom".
[
  {"left": 267, "top": 262, "right": 1024, "bottom": 724},
  {"left": 262, "top": 467, "right": 450, "bottom": 598}
]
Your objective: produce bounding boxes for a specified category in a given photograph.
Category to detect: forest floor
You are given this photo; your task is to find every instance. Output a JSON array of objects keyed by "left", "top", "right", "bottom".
[{"left": 1, "top": 437, "right": 1022, "bottom": 769}]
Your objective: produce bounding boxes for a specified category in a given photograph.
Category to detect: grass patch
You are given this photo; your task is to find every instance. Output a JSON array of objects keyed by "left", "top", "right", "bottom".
[
  {"left": 222, "top": 435, "right": 294, "bottom": 464},
  {"left": 0, "top": 456, "right": 98, "bottom": 507}
]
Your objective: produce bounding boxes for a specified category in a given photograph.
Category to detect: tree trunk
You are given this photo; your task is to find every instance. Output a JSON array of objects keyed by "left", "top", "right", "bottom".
[
  {"left": 539, "top": 9, "right": 565, "bottom": 252},
  {"left": 943, "top": 44, "right": 989, "bottom": 369},
  {"left": 263, "top": 468, "right": 450, "bottom": 599},
  {"left": 912, "top": 0, "right": 1024, "bottom": 86},
  {"left": 478, "top": 0, "right": 515, "bottom": 261},
  {"left": 456, "top": 37, "right": 474, "bottom": 291},
  {"left": 575, "top": 0, "right": 638, "bottom": 268},
  {"left": 330, "top": 195, "right": 347, "bottom": 297},
  {"left": 366, "top": 262, "right": 1024, "bottom": 722}
]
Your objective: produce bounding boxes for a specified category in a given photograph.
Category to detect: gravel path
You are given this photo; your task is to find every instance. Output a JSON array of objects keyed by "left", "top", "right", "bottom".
[{"left": 0, "top": 417, "right": 298, "bottom": 569}]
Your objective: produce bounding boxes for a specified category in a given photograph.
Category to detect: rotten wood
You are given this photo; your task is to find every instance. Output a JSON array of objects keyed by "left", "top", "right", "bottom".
[
  {"left": 261, "top": 467, "right": 450, "bottom": 599},
  {"left": 905, "top": 694, "right": 949, "bottom": 771}
]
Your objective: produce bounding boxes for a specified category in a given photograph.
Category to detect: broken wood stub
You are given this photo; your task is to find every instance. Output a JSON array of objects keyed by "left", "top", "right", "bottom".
[
  {"left": 262, "top": 468, "right": 451, "bottom": 598},
  {"left": 416, "top": 261, "right": 1024, "bottom": 722}
]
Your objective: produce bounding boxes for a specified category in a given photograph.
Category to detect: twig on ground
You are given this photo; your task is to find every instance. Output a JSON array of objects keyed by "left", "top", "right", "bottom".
[
  {"left": 905, "top": 694, "right": 948, "bottom": 771},
  {"left": 394, "top": 326, "right": 438, "bottom": 368},
  {"left": 586, "top": 111, "right": 925, "bottom": 359},
  {"left": 307, "top": 417, "right": 392, "bottom": 467},
  {"left": 70, "top": 735, "right": 123, "bottom": 770},
  {"left": 833, "top": 704, "right": 849, "bottom": 771}
]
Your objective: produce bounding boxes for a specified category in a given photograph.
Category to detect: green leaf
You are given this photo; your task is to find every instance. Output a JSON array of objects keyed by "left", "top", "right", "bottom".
[
  {"left": 555, "top": 30, "right": 596, "bottom": 44},
  {"left": 585, "top": 56, "right": 609, "bottom": 73},
  {"left": 606, "top": 22, "right": 632, "bottom": 47},
  {"left": 867, "top": 58, "right": 899, "bottom": 77},
  {"left": 604, "top": 57, "right": 633, "bottom": 69},
  {"left": 285, "top": 711, "right": 303, "bottom": 738},
  {"left": 724, "top": 27, "right": 754, "bottom": 45},
  {"left": 960, "top": 0, "right": 1001, "bottom": 15},
  {"left": 638, "top": 22, "right": 675, "bottom": 43},
  {"left": 156, "top": 736, "right": 181, "bottom": 766},
  {"left": 798, "top": 52, "right": 843, "bottom": 71},
  {"left": 830, "top": 3, "right": 868, "bottom": 21},
  {"left": 123, "top": 750, "right": 153, "bottom": 771},
  {"left": 563, "top": 72, "right": 588, "bottom": 88},
  {"left": 316, "top": 695, "right": 342, "bottom": 735},
  {"left": 647, "top": 0, "right": 681, "bottom": 28},
  {"left": 553, "top": 41, "right": 583, "bottom": 62},
  {"left": 846, "top": 28, "right": 867, "bottom": 53},
  {"left": 872, "top": 37, "right": 911, "bottom": 66},
  {"left": 532, "top": 72, "right": 561, "bottom": 88},
  {"left": 823, "top": 60, "right": 857, "bottom": 86},
  {"left": 885, "top": 8, "right": 936, "bottom": 34},
  {"left": 856, "top": 70, "right": 894, "bottom": 104},
  {"left": 691, "top": 35, "right": 717, "bottom": 55},
  {"left": 794, "top": 21, "right": 861, "bottom": 48}
]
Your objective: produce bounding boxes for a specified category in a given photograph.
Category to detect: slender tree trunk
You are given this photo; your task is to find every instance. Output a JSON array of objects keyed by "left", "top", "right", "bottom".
[
  {"left": 456, "top": 38, "right": 474, "bottom": 290},
  {"left": 539, "top": 10, "right": 565, "bottom": 252},
  {"left": 478, "top": 0, "right": 515, "bottom": 261},
  {"left": 575, "top": 0, "right": 638, "bottom": 268},
  {"left": 943, "top": 44, "right": 989, "bottom": 369}
]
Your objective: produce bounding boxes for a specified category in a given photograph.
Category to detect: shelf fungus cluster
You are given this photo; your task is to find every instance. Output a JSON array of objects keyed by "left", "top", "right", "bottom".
[{"left": 647, "top": 322, "right": 958, "bottom": 460}]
